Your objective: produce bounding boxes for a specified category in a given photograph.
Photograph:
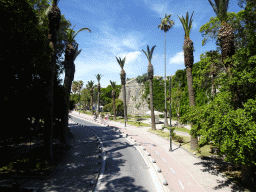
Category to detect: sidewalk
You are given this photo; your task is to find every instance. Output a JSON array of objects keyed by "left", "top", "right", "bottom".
[{"left": 71, "top": 111, "right": 242, "bottom": 192}]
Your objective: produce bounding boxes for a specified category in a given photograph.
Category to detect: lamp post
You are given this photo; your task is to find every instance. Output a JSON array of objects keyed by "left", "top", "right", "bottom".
[{"left": 169, "top": 75, "right": 172, "bottom": 152}]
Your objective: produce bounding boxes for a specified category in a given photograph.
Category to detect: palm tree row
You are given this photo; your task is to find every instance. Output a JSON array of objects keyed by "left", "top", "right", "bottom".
[
  {"left": 37, "top": 0, "right": 91, "bottom": 163},
  {"left": 153, "top": 0, "right": 235, "bottom": 150}
]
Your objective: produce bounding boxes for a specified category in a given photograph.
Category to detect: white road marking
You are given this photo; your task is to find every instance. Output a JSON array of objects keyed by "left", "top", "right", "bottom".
[
  {"left": 170, "top": 167, "right": 175, "bottom": 175},
  {"left": 162, "top": 158, "right": 167, "bottom": 163},
  {"left": 179, "top": 180, "right": 184, "bottom": 189}
]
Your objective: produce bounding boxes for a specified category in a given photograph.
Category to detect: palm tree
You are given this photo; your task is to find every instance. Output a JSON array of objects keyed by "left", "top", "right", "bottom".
[
  {"left": 142, "top": 45, "right": 157, "bottom": 130},
  {"left": 61, "top": 26, "right": 91, "bottom": 146},
  {"left": 38, "top": 0, "right": 61, "bottom": 164},
  {"left": 110, "top": 80, "right": 117, "bottom": 120},
  {"left": 158, "top": 13, "right": 175, "bottom": 126},
  {"left": 207, "top": 0, "right": 238, "bottom": 109},
  {"left": 207, "top": 0, "right": 235, "bottom": 78},
  {"left": 95, "top": 74, "right": 103, "bottom": 118},
  {"left": 77, "top": 80, "right": 83, "bottom": 114},
  {"left": 72, "top": 81, "right": 79, "bottom": 94},
  {"left": 177, "top": 11, "right": 198, "bottom": 150},
  {"left": 116, "top": 56, "right": 127, "bottom": 126},
  {"left": 87, "top": 80, "right": 94, "bottom": 114}
]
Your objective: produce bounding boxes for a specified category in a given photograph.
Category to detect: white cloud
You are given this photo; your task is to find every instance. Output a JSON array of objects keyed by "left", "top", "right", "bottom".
[
  {"left": 151, "top": 3, "right": 169, "bottom": 18},
  {"left": 118, "top": 51, "right": 141, "bottom": 63},
  {"left": 169, "top": 51, "right": 184, "bottom": 65}
]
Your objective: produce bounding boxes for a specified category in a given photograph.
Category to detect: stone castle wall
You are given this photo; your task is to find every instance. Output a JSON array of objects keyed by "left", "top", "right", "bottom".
[{"left": 118, "top": 78, "right": 150, "bottom": 116}]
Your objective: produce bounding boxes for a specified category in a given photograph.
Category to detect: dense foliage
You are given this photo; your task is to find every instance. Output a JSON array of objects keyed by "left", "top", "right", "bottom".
[
  {"left": 2, "top": 0, "right": 72, "bottom": 138},
  {"left": 181, "top": 3, "right": 256, "bottom": 171},
  {"left": 103, "top": 99, "right": 124, "bottom": 116}
]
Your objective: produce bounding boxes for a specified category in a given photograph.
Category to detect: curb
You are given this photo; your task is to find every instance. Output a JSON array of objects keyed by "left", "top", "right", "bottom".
[{"left": 125, "top": 136, "right": 169, "bottom": 192}]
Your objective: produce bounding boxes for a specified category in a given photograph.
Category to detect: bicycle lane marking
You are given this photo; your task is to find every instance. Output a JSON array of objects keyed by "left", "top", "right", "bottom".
[
  {"left": 145, "top": 135, "right": 206, "bottom": 192},
  {"left": 121, "top": 127, "right": 204, "bottom": 191}
]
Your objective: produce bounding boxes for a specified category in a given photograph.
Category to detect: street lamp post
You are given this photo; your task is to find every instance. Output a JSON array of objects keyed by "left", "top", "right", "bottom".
[{"left": 169, "top": 75, "right": 172, "bottom": 151}]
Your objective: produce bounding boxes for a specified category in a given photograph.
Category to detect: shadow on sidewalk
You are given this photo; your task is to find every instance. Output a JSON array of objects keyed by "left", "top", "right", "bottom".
[{"left": 195, "top": 156, "right": 254, "bottom": 191}]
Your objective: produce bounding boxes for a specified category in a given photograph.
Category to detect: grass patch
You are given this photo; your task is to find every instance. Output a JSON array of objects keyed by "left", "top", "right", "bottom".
[
  {"left": 147, "top": 129, "right": 213, "bottom": 157},
  {"left": 162, "top": 126, "right": 190, "bottom": 134}
]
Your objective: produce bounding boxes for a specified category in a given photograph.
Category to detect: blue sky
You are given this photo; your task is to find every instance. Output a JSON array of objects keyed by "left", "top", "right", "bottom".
[{"left": 58, "top": 0, "right": 244, "bottom": 89}]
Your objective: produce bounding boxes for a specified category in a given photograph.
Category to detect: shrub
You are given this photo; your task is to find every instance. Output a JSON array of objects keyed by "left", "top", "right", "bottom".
[
  {"left": 103, "top": 99, "right": 124, "bottom": 116},
  {"left": 175, "top": 136, "right": 184, "bottom": 143}
]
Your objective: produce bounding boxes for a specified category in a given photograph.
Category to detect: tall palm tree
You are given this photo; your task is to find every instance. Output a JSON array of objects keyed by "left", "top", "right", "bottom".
[
  {"left": 38, "top": 0, "right": 61, "bottom": 164},
  {"left": 142, "top": 45, "right": 157, "bottom": 130},
  {"left": 177, "top": 11, "right": 198, "bottom": 150},
  {"left": 110, "top": 80, "right": 117, "bottom": 120},
  {"left": 77, "top": 80, "right": 83, "bottom": 114},
  {"left": 95, "top": 74, "right": 103, "bottom": 118},
  {"left": 87, "top": 80, "right": 94, "bottom": 114},
  {"left": 116, "top": 56, "right": 127, "bottom": 126},
  {"left": 207, "top": 0, "right": 235, "bottom": 78},
  {"left": 61, "top": 26, "right": 91, "bottom": 146},
  {"left": 158, "top": 13, "right": 175, "bottom": 126},
  {"left": 207, "top": 0, "right": 238, "bottom": 109},
  {"left": 72, "top": 81, "right": 79, "bottom": 94}
]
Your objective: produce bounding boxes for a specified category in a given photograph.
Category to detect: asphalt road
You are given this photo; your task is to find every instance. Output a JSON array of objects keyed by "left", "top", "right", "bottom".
[{"left": 70, "top": 115, "right": 159, "bottom": 192}]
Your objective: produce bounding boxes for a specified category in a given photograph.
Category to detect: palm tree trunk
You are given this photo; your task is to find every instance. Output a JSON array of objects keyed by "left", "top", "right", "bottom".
[
  {"left": 91, "top": 95, "right": 93, "bottom": 114},
  {"left": 149, "top": 79, "right": 156, "bottom": 130},
  {"left": 97, "top": 91, "right": 100, "bottom": 118},
  {"left": 113, "top": 97, "right": 116, "bottom": 120},
  {"left": 164, "top": 31, "right": 168, "bottom": 125},
  {"left": 186, "top": 67, "right": 198, "bottom": 150},
  {"left": 61, "top": 61, "right": 73, "bottom": 147},
  {"left": 186, "top": 67, "right": 196, "bottom": 106},
  {"left": 44, "top": 40, "right": 55, "bottom": 165},
  {"left": 123, "top": 84, "right": 127, "bottom": 124}
]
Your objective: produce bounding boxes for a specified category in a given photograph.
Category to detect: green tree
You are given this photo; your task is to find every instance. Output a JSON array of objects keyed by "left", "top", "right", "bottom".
[
  {"left": 142, "top": 45, "right": 157, "bottom": 130},
  {"left": 177, "top": 11, "right": 198, "bottom": 150},
  {"left": 158, "top": 13, "right": 175, "bottom": 126},
  {"left": 103, "top": 99, "right": 124, "bottom": 116},
  {"left": 183, "top": 1, "right": 256, "bottom": 186},
  {"left": 116, "top": 56, "right": 127, "bottom": 125}
]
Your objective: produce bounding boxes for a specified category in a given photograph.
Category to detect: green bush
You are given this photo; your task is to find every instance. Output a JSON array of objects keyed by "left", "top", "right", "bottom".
[
  {"left": 103, "top": 99, "right": 124, "bottom": 116},
  {"left": 174, "top": 135, "right": 184, "bottom": 143},
  {"left": 159, "top": 114, "right": 164, "bottom": 118}
]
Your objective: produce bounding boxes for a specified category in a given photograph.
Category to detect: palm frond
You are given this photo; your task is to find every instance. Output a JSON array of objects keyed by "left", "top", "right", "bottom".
[
  {"left": 149, "top": 45, "right": 156, "bottom": 62},
  {"left": 95, "top": 74, "right": 103, "bottom": 82},
  {"left": 177, "top": 11, "right": 194, "bottom": 39},
  {"left": 147, "top": 45, "right": 150, "bottom": 55},
  {"left": 110, "top": 80, "right": 116, "bottom": 89},
  {"left": 116, "top": 57, "right": 125, "bottom": 69},
  {"left": 142, "top": 49, "right": 149, "bottom": 61},
  {"left": 208, "top": 0, "right": 230, "bottom": 23},
  {"left": 73, "top": 28, "right": 91, "bottom": 40}
]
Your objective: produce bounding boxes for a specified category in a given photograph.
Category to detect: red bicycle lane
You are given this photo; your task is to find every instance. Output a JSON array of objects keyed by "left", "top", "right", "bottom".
[{"left": 114, "top": 125, "right": 205, "bottom": 192}]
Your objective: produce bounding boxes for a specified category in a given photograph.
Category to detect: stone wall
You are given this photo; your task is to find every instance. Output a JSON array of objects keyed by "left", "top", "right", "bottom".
[{"left": 118, "top": 78, "right": 150, "bottom": 116}]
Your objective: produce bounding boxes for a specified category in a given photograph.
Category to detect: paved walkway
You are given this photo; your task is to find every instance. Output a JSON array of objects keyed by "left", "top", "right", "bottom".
[{"left": 71, "top": 111, "right": 243, "bottom": 192}]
